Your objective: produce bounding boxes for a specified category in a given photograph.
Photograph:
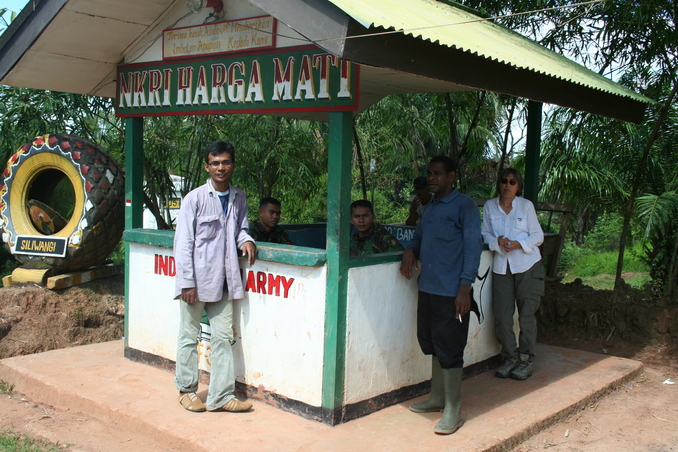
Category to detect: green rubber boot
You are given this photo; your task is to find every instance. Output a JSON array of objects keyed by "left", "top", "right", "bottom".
[
  {"left": 409, "top": 356, "right": 444, "bottom": 413},
  {"left": 434, "top": 367, "right": 464, "bottom": 435}
]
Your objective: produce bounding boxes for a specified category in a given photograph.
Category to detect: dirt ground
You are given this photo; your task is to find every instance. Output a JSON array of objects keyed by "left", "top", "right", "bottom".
[
  {"left": 0, "top": 275, "right": 677, "bottom": 451},
  {"left": 512, "top": 278, "right": 678, "bottom": 452}
]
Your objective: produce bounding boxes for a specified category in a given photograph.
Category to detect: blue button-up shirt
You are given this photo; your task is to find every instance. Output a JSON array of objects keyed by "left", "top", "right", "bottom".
[{"left": 408, "top": 189, "right": 481, "bottom": 297}]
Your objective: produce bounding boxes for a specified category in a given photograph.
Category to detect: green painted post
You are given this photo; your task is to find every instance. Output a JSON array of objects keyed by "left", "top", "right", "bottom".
[
  {"left": 124, "top": 117, "right": 144, "bottom": 348},
  {"left": 524, "top": 100, "right": 542, "bottom": 203},
  {"left": 322, "top": 111, "right": 352, "bottom": 423}
]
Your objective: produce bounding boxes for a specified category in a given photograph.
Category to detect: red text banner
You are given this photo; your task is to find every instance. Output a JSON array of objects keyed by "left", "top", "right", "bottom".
[{"left": 152, "top": 254, "right": 295, "bottom": 299}]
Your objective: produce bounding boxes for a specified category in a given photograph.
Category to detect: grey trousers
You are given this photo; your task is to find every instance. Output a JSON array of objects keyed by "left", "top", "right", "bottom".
[
  {"left": 492, "top": 260, "right": 545, "bottom": 359},
  {"left": 175, "top": 292, "right": 235, "bottom": 410}
]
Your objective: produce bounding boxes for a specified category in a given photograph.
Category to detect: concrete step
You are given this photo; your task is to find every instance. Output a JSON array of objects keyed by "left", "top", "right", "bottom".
[{"left": 0, "top": 341, "right": 642, "bottom": 452}]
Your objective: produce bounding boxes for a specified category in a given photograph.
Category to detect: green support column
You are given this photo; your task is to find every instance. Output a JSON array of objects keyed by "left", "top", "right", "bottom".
[
  {"left": 124, "top": 117, "right": 144, "bottom": 348},
  {"left": 524, "top": 100, "right": 542, "bottom": 203},
  {"left": 322, "top": 111, "right": 352, "bottom": 424}
]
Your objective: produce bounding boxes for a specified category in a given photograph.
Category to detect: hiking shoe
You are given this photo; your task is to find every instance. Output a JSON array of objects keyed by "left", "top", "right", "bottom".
[
  {"left": 209, "top": 398, "right": 253, "bottom": 412},
  {"left": 495, "top": 356, "right": 519, "bottom": 378},
  {"left": 510, "top": 355, "right": 533, "bottom": 380},
  {"left": 178, "top": 391, "right": 206, "bottom": 412}
]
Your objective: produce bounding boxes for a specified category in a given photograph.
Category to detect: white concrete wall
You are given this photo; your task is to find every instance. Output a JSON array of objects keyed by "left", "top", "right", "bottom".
[
  {"left": 127, "top": 243, "right": 326, "bottom": 406},
  {"left": 235, "top": 260, "right": 326, "bottom": 405},
  {"left": 344, "top": 251, "right": 502, "bottom": 404},
  {"left": 344, "top": 262, "right": 429, "bottom": 404},
  {"left": 127, "top": 244, "right": 180, "bottom": 359},
  {"left": 129, "top": 243, "right": 511, "bottom": 410},
  {"left": 466, "top": 250, "right": 504, "bottom": 365}
]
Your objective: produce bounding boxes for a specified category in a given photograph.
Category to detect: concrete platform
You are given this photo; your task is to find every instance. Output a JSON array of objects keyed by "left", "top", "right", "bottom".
[{"left": 0, "top": 341, "right": 642, "bottom": 452}]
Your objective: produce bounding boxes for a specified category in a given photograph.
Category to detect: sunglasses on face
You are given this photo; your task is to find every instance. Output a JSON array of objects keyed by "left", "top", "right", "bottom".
[{"left": 501, "top": 178, "right": 518, "bottom": 186}]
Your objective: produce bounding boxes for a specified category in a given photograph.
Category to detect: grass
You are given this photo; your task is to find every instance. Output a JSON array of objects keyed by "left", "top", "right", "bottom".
[
  {"left": 567, "top": 249, "right": 647, "bottom": 277},
  {"left": 0, "top": 430, "right": 64, "bottom": 452},
  {"left": 0, "top": 379, "right": 14, "bottom": 395},
  {"left": 561, "top": 245, "right": 651, "bottom": 290},
  {"left": 563, "top": 272, "right": 652, "bottom": 290},
  {"left": 0, "top": 380, "right": 65, "bottom": 451}
]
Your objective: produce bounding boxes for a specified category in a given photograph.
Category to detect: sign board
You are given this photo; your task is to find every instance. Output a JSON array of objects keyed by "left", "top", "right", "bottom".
[
  {"left": 12, "top": 235, "right": 68, "bottom": 257},
  {"left": 116, "top": 45, "right": 359, "bottom": 117},
  {"left": 163, "top": 16, "right": 276, "bottom": 60}
]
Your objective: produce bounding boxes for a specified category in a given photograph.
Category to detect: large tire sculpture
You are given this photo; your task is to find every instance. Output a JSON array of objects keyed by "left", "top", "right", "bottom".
[{"left": 0, "top": 134, "right": 125, "bottom": 273}]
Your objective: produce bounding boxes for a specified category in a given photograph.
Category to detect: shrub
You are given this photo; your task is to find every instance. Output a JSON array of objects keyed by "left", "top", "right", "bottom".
[
  {"left": 583, "top": 213, "right": 625, "bottom": 252},
  {"left": 0, "top": 246, "right": 19, "bottom": 279}
]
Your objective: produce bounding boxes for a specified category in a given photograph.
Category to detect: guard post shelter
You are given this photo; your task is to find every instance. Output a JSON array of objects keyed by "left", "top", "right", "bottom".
[{"left": 0, "top": 0, "right": 650, "bottom": 425}]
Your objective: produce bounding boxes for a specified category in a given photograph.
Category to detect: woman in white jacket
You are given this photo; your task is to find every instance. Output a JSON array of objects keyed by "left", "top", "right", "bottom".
[{"left": 482, "top": 168, "right": 544, "bottom": 381}]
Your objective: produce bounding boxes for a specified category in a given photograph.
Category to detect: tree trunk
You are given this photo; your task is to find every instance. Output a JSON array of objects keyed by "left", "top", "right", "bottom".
[
  {"left": 353, "top": 124, "right": 368, "bottom": 200},
  {"left": 445, "top": 93, "right": 460, "bottom": 161},
  {"left": 498, "top": 97, "right": 517, "bottom": 172},
  {"left": 457, "top": 91, "right": 487, "bottom": 192},
  {"left": 668, "top": 227, "right": 678, "bottom": 301}
]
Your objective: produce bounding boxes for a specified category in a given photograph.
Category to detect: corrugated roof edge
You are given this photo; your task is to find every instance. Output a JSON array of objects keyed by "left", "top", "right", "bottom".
[
  {"left": 351, "top": 0, "right": 654, "bottom": 106},
  {"left": 434, "top": 0, "right": 490, "bottom": 18},
  {"left": 387, "top": 23, "right": 652, "bottom": 104}
]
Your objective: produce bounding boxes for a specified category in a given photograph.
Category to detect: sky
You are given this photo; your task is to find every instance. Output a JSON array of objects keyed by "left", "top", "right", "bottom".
[{"left": 2, "top": 0, "right": 29, "bottom": 16}]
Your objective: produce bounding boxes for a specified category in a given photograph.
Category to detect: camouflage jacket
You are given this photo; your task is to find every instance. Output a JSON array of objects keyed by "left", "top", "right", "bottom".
[
  {"left": 249, "top": 220, "right": 293, "bottom": 245},
  {"left": 349, "top": 223, "right": 404, "bottom": 257}
]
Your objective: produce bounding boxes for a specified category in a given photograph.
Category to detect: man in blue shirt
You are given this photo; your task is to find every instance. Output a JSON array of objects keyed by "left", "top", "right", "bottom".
[{"left": 400, "top": 155, "right": 481, "bottom": 435}]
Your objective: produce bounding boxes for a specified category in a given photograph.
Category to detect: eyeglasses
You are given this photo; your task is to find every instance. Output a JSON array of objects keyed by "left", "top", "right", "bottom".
[
  {"left": 208, "top": 160, "right": 233, "bottom": 168},
  {"left": 500, "top": 178, "right": 518, "bottom": 186}
]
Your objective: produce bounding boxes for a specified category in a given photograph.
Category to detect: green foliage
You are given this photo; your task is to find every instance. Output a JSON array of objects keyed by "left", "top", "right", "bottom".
[
  {"left": 350, "top": 187, "right": 409, "bottom": 225},
  {"left": 563, "top": 273, "right": 652, "bottom": 291},
  {"left": 560, "top": 213, "right": 649, "bottom": 281},
  {"left": 0, "top": 0, "right": 676, "bottom": 300},
  {"left": 0, "top": 429, "right": 64, "bottom": 452},
  {"left": 558, "top": 241, "right": 592, "bottom": 274},
  {"left": 566, "top": 247, "right": 647, "bottom": 279},
  {"left": 354, "top": 92, "right": 502, "bottom": 202},
  {"left": 640, "top": 231, "right": 676, "bottom": 291},
  {"left": 0, "top": 379, "right": 14, "bottom": 395},
  {"left": 49, "top": 178, "right": 76, "bottom": 220},
  {"left": 107, "top": 241, "right": 125, "bottom": 266},
  {"left": 0, "top": 87, "right": 118, "bottom": 167},
  {"left": 0, "top": 7, "right": 17, "bottom": 34},
  {"left": 583, "top": 213, "right": 625, "bottom": 253},
  {"left": 0, "top": 246, "right": 19, "bottom": 279},
  {"left": 635, "top": 192, "right": 678, "bottom": 245}
]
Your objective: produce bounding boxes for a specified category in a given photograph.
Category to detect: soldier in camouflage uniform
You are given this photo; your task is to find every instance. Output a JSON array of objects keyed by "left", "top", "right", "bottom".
[
  {"left": 249, "top": 197, "right": 293, "bottom": 245},
  {"left": 349, "top": 200, "right": 404, "bottom": 256}
]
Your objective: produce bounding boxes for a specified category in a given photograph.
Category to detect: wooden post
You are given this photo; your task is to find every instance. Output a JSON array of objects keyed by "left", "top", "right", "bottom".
[
  {"left": 124, "top": 117, "right": 144, "bottom": 348},
  {"left": 524, "top": 100, "right": 542, "bottom": 203},
  {"left": 322, "top": 111, "right": 352, "bottom": 424}
]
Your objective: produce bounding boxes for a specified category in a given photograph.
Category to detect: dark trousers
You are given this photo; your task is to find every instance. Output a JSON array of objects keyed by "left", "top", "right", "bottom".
[
  {"left": 417, "top": 291, "right": 471, "bottom": 369},
  {"left": 493, "top": 260, "right": 545, "bottom": 359}
]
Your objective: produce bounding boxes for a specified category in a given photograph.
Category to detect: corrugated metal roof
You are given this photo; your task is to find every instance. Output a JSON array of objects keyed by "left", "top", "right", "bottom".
[{"left": 327, "top": 0, "right": 650, "bottom": 104}]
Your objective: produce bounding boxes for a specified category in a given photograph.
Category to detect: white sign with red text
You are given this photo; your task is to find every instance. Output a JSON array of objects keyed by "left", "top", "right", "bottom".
[{"left": 127, "top": 242, "right": 326, "bottom": 406}]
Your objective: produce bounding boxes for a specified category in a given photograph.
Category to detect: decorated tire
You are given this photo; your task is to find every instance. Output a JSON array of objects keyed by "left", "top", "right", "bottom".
[{"left": 0, "top": 134, "right": 125, "bottom": 273}]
